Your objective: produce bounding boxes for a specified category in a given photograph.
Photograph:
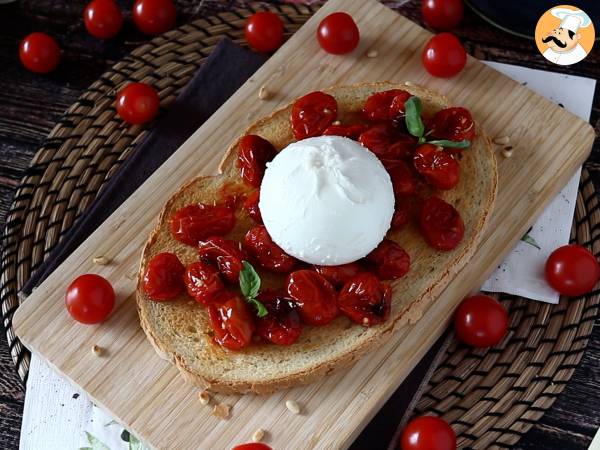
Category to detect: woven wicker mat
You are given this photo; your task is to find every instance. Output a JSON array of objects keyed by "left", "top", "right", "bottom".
[{"left": 1, "top": 4, "right": 599, "bottom": 449}]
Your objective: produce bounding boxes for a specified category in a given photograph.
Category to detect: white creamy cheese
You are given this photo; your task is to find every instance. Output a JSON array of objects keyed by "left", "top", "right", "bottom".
[{"left": 259, "top": 135, "right": 395, "bottom": 265}]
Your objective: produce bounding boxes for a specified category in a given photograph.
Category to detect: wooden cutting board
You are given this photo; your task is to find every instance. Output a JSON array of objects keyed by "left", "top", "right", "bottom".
[{"left": 14, "top": 0, "right": 595, "bottom": 448}]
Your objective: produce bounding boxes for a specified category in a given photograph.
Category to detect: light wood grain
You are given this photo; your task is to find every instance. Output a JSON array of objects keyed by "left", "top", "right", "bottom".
[{"left": 13, "top": 0, "right": 595, "bottom": 448}]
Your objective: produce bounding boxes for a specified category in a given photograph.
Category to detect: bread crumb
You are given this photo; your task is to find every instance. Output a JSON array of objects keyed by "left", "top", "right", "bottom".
[
  {"left": 92, "top": 256, "right": 110, "bottom": 265},
  {"left": 252, "top": 428, "right": 266, "bottom": 442},
  {"left": 366, "top": 49, "right": 378, "bottom": 58},
  {"left": 285, "top": 399, "right": 301, "bottom": 415},
  {"left": 493, "top": 135, "right": 510, "bottom": 145},
  {"left": 213, "top": 403, "right": 231, "bottom": 419},
  {"left": 198, "top": 390, "right": 210, "bottom": 405},
  {"left": 92, "top": 345, "right": 103, "bottom": 356},
  {"left": 258, "top": 85, "right": 270, "bottom": 100}
]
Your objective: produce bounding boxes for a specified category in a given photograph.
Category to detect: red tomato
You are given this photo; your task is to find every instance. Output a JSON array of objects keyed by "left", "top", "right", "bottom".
[
  {"left": 232, "top": 444, "right": 272, "bottom": 450},
  {"left": 116, "top": 82, "right": 160, "bottom": 125},
  {"left": 363, "top": 89, "right": 412, "bottom": 121},
  {"left": 132, "top": 0, "right": 176, "bottom": 35},
  {"left": 338, "top": 273, "right": 392, "bottom": 326},
  {"left": 244, "top": 11, "right": 284, "bottom": 53},
  {"left": 400, "top": 416, "right": 456, "bottom": 450},
  {"left": 367, "top": 239, "right": 411, "bottom": 280},
  {"left": 243, "top": 190, "right": 262, "bottom": 223},
  {"left": 429, "top": 107, "right": 475, "bottom": 142},
  {"left": 183, "top": 261, "right": 225, "bottom": 305},
  {"left": 419, "top": 196, "right": 464, "bottom": 251},
  {"left": 545, "top": 245, "right": 600, "bottom": 296},
  {"left": 65, "top": 274, "right": 116, "bottom": 324},
  {"left": 286, "top": 270, "right": 338, "bottom": 326},
  {"left": 317, "top": 12, "right": 360, "bottom": 55},
  {"left": 291, "top": 91, "right": 338, "bottom": 140},
  {"left": 208, "top": 294, "right": 255, "bottom": 350},
  {"left": 358, "top": 123, "right": 397, "bottom": 159},
  {"left": 413, "top": 144, "right": 460, "bottom": 190},
  {"left": 256, "top": 290, "right": 302, "bottom": 345},
  {"left": 385, "top": 160, "right": 418, "bottom": 196},
  {"left": 244, "top": 225, "right": 296, "bottom": 273},
  {"left": 454, "top": 295, "right": 508, "bottom": 347},
  {"left": 198, "top": 237, "right": 248, "bottom": 283},
  {"left": 422, "top": 0, "right": 464, "bottom": 31},
  {"left": 391, "top": 196, "right": 419, "bottom": 230},
  {"left": 237, "top": 134, "right": 277, "bottom": 187},
  {"left": 84, "top": 0, "right": 123, "bottom": 39},
  {"left": 143, "top": 252, "right": 185, "bottom": 301},
  {"left": 314, "top": 262, "right": 362, "bottom": 287},
  {"left": 422, "top": 32, "right": 467, "bottom": 78},
  {"left": 19, "top": 32, "right": 61, "bottom": 74},
  {"left": 322, "top": 123, "right": 368, "bottom": 140},
  {"left": 170, "top": 203, "right": 236, "bottom": 246}
]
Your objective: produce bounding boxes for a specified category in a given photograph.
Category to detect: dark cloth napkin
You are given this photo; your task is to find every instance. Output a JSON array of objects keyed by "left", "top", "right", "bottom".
[{"left": 22, "top": 38, "right": 445, "bottom": 449}]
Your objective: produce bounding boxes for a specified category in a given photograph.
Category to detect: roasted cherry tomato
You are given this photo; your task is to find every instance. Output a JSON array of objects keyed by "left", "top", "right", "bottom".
[
  {"left": 367, "top": 239, "right": 411, "bottom": 280},
  {"left": 419, "top": 196, "right": 464, "bottom": 251},
  {"left": 244, "top": 225, "right": 296, "bottom": 273},
  {"left": 84, "top": 0, "right": 123, "bottom": 39},
  {"left": 422, "top": 32, "right": 467, "bottom": 78},
  {"left": 422, "top": 0, "right": 464, "bottom": 31},
  {"left": 385, "top": 160, "right": 418, "bottom": 196},
  {"left": 116, "top": 82, "right": 160, "bottom": 125},
  {"left": 198, "top": 237, "right": 248, "bottom": 283},
  {"left": 391, "top": 196, "right": 419, "bottom": 230},
  {"left": 244, "top": 11, "right": 284, "bottom": 53},
  {"left": 454, "top": 295, "right": 508, "bottom": 347},
  {"left": 132, "top": 0, "right": 176, "bottom": 35},
  {"left": 286, "top": 270, "right": 338, "bottom": 326},
  {"left": 400, "top": 415, "right": 456, "bottom": 450},
  {"left": 545, "top": 244, "right": 600, "bottom": 296},
  {"left": 291, "top": 91, "right": 337, "bottom": 140},
  {"left": 358, "top": 123, "right": 397, "bottom": 159},
  {"left": 170, "top": 203, "right": 236, "bottom": 247},
  {"left": 413, "top": 144, "right": 460, "bottom": 190},
  {"left": 183, "top": 261, "right": 225, "bottom": 305},
  {"left": 317, "top": 12, "right": 360, "bottom": 55},
  {"left": 237, "top": 134, "right": 276, "bottom": 187},
  {"left": 143, "top": 252, "right": 185, "bottom": 301},
  {"left": 322, "top": 123, "right": 368, "bottom": 140},
  {"left": 66, "top": 274, "right": 116, "bottom": 324},
  {"left": 363, "top": 89, "right": 412, "bottom": 121},
  {"left": 314, "top": 262, "right": 363, "bottom": 287},
  {"left": 19, "top": 32, "right": 61, "bottom": 74},
  {"left": 256, "top": 290, "right": 302, "bottom": 345},
  {"left": 244, "top": 190, "right": 262, "bottom": 222},
  {"left": 208, "top": 294, "right": 255, "bottom": 351},
  {"left": 429, "top": 107, "right": 475, "bottom": 142},
  {"left": 338, "top": 273, "right": 392, "bottom": 326},
  {"left": 232, "top": 444, "right": 272, "bottom": 450}
]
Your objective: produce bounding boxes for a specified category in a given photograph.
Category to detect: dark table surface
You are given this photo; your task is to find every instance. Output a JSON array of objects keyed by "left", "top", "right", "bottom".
[{"left": 0, "top": 1, "right": 599, "bottom": 449}]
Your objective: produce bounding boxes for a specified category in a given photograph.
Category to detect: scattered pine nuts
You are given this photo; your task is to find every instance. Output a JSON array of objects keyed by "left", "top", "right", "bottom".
[
  {"left": 285, "top": 399, "right": 301, "bottom": 415},
  {"left": 258, "top": 85, "right": 270, "bottom": 100},
  {"left": 493, "top": 135, "right": 510, "bottom": 145},
  {"left": 366, "top": 49, "right": 379, "bottom": 58},
  {"left": 198, "top": 390, "right": 210, "bottom": 405},
  {"left": 92, "top": 345, "right": 103, "bottom": 356},
  {"left": 212, "top": 403, "right": 231, "bottom": 420},
  {"left": 405, "top": 81, "right": 415, "bottom": 86},
  {"left": 323, "top": 108, "right": 332, "bottom": 115},
  {"left": 92, "top": 256, "right": 110, "bottom": 265},
  {"left": 362, "top": 317, "right": 370, "bottom": 326},
  {"left": 252, "top": 428, "right": 266, "bottom": 442},
  {"left": 501, "top": 147, "right": 513, "bottom": 158},
  {"left": 332, "top": 120, "right": 342, "bottom": 126}
]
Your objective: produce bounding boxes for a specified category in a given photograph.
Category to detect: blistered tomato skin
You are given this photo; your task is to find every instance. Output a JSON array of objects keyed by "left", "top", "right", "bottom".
[
  {"left": 338, "top": 273, "right": 391, "bottom": 326},
  {"left": 358, "top": 123, "right": 397, "bottom": 158},
  {"left": 385, "top": 160, "right": 417, "bottom": 196},
  {"left": 454, "top": 295, "right": 508, "bottom": 347},
  {"left": 314, "top": 262, "right": 363, "bottom": 287},
  {"left": 322, "top": 124, "right": 368, "bottom": 140},
  {"left": 291, "top": 91, "right": 338, "bottom": 140},
  {"left": 244, "top": 225, "right": 297, "bottom": 273},
  {"left": 244, "top": 191, "right": 262, "bottom": 223},
  {"left": 413, "top": 144, "right": 460, "bottom": 190},
  {"left": 237, "top": 135, "right": 277, "bottom": 187},
  {"left": 367, "top": 239, "right": 411, "bottom": 280},
  {"left": 419, "top": 196, "right": 464, "bottom": 251},
  {"left": 363, "top": 89, "right": 412, "bottom": 121},
  {"left": 170, "top": 203, "right": 236, "bottom": 246},
  {"left": 208, "top": 294, "right": 255, "bottom": 351},
  {"left": 317, "top": 12, "right": 360, "bottom": 55},
  {"left": 143, "top": 252, "right": 185, "bottom": 301},
  {"left": 286, "top": 270, "right": 338, "bottom": 326},
  {"left": 391, "top": 196, "right": 419, "bottom": 230},
  {"left": 183, "top": 261, "right": 225, "bottom": 305},
  {"left": 65, "top": 274, "right": 116, "bottom": 324},
  {"left": 256, "top": 290, "right": 302, "bottom": 345},
  {"left": 197, "top": 237, "right": 248, "bottom": 283},
  {"left": 545, "top": 244, "right": 600, "bottom": 296},
  {"left": 429, "top": 107, "right": 475, "bottom": 142}
]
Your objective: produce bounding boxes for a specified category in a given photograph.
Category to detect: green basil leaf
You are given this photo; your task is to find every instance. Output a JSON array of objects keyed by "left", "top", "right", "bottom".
[
  {"left": 239, "top": 261, "right": 261, "bottom": 299},
  {"left": 404, "top": 96, "right": 425, "bottom": 139},
  {"left": 248, "top": 298, "right": 269, "bottom": 318},
  {"left": 427, "top": 139, "right": 471, "bottom": 149}
]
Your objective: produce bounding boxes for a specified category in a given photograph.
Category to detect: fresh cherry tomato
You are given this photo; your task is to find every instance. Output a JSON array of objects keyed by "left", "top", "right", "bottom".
[
  {"left": 198, "top": 237, "right": 248, "bottom": 283},
  {"left": 338, "top": 273, "right": 392, "bottom": 326},
  {"left": 84, "top": 0, "right": 123, "bottom": 39},
  {"left": 286, "top": 270, "right": 338, "bottom": 326},
  {"left": 391, "top": 196, "right": 419, "bottom": 230},
  {"left": 65, "top": 274, "right": 116, "bottom": 324},
  {"left": 256, "top": 290, "right": 302, "bottom": 345},
  {"left": 400, "top": 415, "right": 456, "bottom": 450},
  {"left": 143, "top": 252, "right": 185, "bottom": 301},
  {"left": 244, "top": 225, "right": 296, "bottom": 273},
  {"left": 314, "top": 262, "right": 363, "bottom": 287},
  {"left": 291, "top": 91, "right": 337, "bottom": 140},
  {"left": 237, "top": 134, "right": 277, "bottom": 188},
  {"left": 429, "top": 107, "right": 475, "bottom": 142},
  {"left": 244, "top": 11, "right": 284, "bottom": 53},
  {"left": 317, "top": 12, "right": 360, "bottom": 55},
  {"left": 545, "top": 245, "right": 600, "bottom": 296},
  {"left": 183, "top": 261, "right": 225, "bottom": 305},
  {"left": 385, "top": 160, "right": 418, "bottom": 196},
  {"left": 19, "top": 32, "right": 61, "bottom": 74},
  {"left": 363, "top": 89, "right": 412, "bottom": 121},
  {"left": 419, "top": 196, "right": 464, "bottom": 251},
  {"left": 232, "top": 444, "right": 272, "bottom": 450},
  {"left": 132, "top": 0, "right": 176, "bottom": 35},
  {"left": 116, "top": 82, "right": 160, "bottom": 125},
  {"left": 422, "top": 0, "right": 464, "bottom": 31},
  {"left": 322, "top": 123, "right": 368, "bottom": 140},
  {"left": 244, "top": 190, "right": 262, "bottom": 222},
  {"left": 367, "top": 239, "right": 411, "bottom": 280},
  {"left": 170, "top": 203, "right": 236, "bottom": 247},
  {"left": 454, "top": 294, "right": 508, "bottom": 347},
  {"left": 208, "top": 294, "right": 255, "bottom": 350},
  {"left": 413, "top": 144, "right": 460, "bottom": 190},
  {"left": 422, "top": 32, "right": 467, "bottom": 78}
]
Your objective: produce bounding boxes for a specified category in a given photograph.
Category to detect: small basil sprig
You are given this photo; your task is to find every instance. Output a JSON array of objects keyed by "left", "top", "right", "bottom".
[
  {"left": 239, "top": 261, "right": 268, "bottom": 317},
  {"left": 404, "top": 96, "right": 471, "bottom": 149}
]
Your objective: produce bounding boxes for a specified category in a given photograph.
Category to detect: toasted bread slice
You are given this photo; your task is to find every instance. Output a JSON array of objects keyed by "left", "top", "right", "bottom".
[{"left": 137, "top": 82, "right": 497, "bottom": 394}]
